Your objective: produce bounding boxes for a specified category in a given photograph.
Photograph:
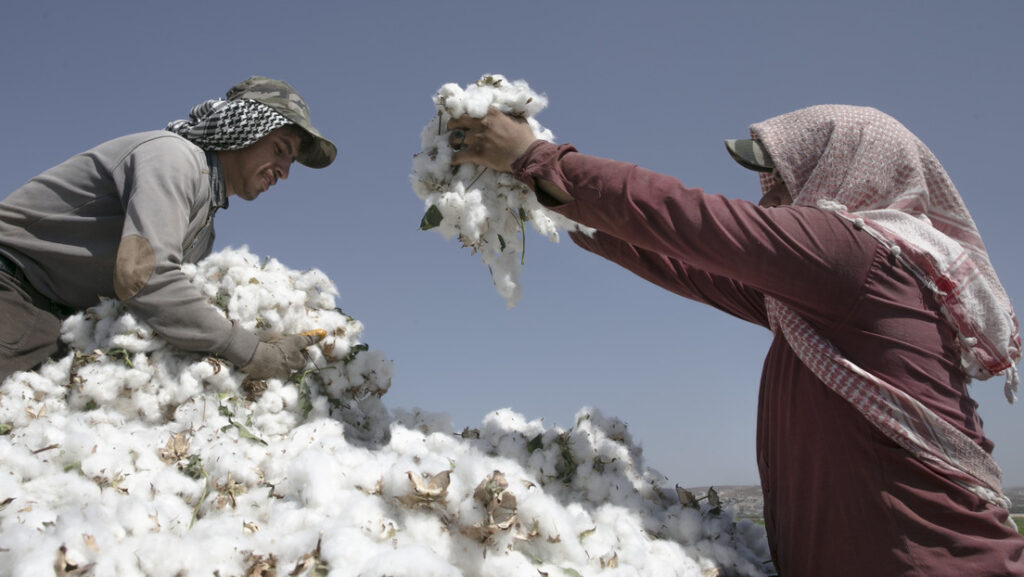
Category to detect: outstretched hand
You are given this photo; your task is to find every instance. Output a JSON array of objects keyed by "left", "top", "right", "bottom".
[
  {"left": 448, "top": 108, "right": 538, "bottom": 173},
  {"left": 240, "top": 329, "right": 326, "bottom": 381}
]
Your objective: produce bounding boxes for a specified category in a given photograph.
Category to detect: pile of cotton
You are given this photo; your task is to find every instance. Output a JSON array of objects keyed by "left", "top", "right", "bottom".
[
  {"left": 0, "top": 237, "right": 770, "bottom": 575},
  {"left": 411, "top": 74, "right": 594, "bottom": 307}
]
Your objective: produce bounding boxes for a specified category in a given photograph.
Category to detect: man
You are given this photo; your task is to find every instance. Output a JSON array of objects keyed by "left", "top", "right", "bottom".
[
  {"left": 446, "top": 106, "right": 1023, "bottom": 576},
  {"left": 0, "top": 76, "right": 334, "bottom": 383}
]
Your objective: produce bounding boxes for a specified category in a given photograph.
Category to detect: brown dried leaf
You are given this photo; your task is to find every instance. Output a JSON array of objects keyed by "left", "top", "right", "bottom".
[
  {"left": 244, "top": 553, "right": 276, "bottom": 577},
  {"left": 290, "top": 538, "right": 328, "bottom": 577},
  {"left": 397, "top": 470, "right": 451, "bottom": 509},
  {"left": 707, "top": 487, "right": 721, "bottom": 508},
  {"left": 158, "top": 433, "right": 190, "bottom": 464},
  {"left": 409, "top": 470, "right": 451, "bottom": 498},
  {"left": 473, "top": 470, "right": 509, "bottom": 504},
  {"left": 54, "top": 544, "right": 93, "bottom": 576},
  {"left": 462, "top": 470, "right": 520, "bottom": 545},
  {"left": 242, "top": 378, "right": 268, "bottom": 402},
  {"left": 676, "top": 485, "right": 698, "bottom": 509},
  {"left": 460, "top": 522, "right": 499, "bottom": 543},
  {"left": 204, "top": 357, "right": 224, "bottom": 374}
]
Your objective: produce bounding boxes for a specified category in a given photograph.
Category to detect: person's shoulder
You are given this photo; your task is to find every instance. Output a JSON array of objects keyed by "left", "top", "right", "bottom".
[
  {"left": 113, "top": 130, "right": 202, "bottom": 153},
  {"left": 102, "top": 130, "right": 206, "bottom": 170}
]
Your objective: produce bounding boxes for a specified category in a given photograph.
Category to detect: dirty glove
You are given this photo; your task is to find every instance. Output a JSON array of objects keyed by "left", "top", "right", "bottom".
[{"left": 240, "top": 329, "right": 326, "bottom": 380}]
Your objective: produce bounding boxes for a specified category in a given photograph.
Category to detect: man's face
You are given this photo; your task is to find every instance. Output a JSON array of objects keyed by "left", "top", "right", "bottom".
[{"left": 219, "top": 126, "right": 302, "bottom": 201}]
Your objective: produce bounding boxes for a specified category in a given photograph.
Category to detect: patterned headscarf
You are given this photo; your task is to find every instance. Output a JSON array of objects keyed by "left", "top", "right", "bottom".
[
  {"left": 166, "top": 99, "right": 292, "bottom": 151},
  {"left": 753, "top": 105, "right": 1020, "bottom": 392},
  {"left": 751, "top": 105, "right": 1019, "bottom": 509}
]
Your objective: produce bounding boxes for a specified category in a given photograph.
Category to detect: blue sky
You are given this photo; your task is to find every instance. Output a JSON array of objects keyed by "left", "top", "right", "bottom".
[{"left": 2, "top": 1, "right": 1021, "bottom": 488}]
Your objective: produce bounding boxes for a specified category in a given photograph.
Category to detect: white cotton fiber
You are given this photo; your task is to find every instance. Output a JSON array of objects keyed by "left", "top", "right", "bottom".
[
  {"left": 0, "top": 246, "right": 770, "bottom": 576},
  {"left": 411, "top": 74, "right": 595, "bottom": 307}
]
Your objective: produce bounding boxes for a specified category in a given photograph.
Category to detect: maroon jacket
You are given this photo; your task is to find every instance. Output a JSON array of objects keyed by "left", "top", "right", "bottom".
[{"left": 513, "top": 141, "right": 1024, "bottom": 576}]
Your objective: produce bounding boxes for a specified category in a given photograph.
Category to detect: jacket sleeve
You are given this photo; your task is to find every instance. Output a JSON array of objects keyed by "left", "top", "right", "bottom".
[
  {"left": 568, "top": 229, "right": 770, "bottom": 327},
  {"left": 111, "top": 137, "right": 259, "bottom": 366},
  {"left": 513, "top": 141, "right": 878, "bottom": 325}
]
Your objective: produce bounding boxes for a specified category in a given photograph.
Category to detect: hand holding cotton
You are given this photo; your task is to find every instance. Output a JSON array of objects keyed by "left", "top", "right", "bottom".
[
  {"left": 242, "top": 330, "right": 327, "bottom": 380},
  {"left": 410, "top": 74, "right": 593, "bottom": 307}
]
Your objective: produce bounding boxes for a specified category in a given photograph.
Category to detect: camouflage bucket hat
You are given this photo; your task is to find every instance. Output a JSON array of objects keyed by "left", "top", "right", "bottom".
[
  {"left": 724, "top": 139, "right": 774, "bottom": 173},
  {"left": 226, "top": 76, "right": 337, "bottom": 169}
]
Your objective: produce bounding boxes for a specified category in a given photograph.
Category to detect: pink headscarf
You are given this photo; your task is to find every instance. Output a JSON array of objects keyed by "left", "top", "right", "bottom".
[{"left": 752, "top": 105, "right": 1020, "bottom": 396}]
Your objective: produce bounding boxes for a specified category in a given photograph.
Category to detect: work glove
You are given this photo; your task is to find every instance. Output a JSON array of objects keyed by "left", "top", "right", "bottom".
[{"left": 240, "top": 329, "right": 326, "bottom": 380}]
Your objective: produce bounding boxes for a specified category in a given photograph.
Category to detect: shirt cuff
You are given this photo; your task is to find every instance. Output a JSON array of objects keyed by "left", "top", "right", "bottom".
[
  {"left": 512, "top": 141, "right": 578, "bottom": 207},
  {"left": 219, "top": 321, "right": 261, "bottom": 367}
]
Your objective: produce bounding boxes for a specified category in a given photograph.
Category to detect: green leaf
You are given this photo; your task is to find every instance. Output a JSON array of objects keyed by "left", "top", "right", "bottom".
[
  {"left": 343, "top": 343, "right": 369, "bottom": 364},
  {"left": 498, "top": 234, "right": 507, "bottom": 252},
  {"left": 222, "top": 421, "right": 268, "bottom": 446},
  {"left": 214, "top": 291, "right": 231, "bottom": 310},
  {"left": 577, "top": 527, "right": 597, "bottom": 543},
  {"left": 182, "top": 455, "right": 205, "bottom": 480},
  {"left": 419, "top": 205, "right": 443, "bottom": 230},
  {"left": 527, "top": 433, "right": 543, "bottom": 454},
  {"left": 298, "top": 378, "right": 314, "bottom": 420},
  {"left": 0, "top": 423, "right": 11, "bottom": 436}
]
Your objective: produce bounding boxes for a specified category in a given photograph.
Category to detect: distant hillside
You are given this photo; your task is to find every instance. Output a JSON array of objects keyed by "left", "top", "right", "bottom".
[
  {"left": 1007, "top": 486, "right": 1024, "bottom": 514},
  {"left": 687, "top": 486, "right": 765, "bottom": 521},
  {"left": 693, "top": 486, "right": 1024, "bottom": 518}
]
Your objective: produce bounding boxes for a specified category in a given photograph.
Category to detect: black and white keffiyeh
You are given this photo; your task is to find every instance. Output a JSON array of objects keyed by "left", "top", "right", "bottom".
[{"left": 166, "top": 99, "right": 292, "bottom": 151}]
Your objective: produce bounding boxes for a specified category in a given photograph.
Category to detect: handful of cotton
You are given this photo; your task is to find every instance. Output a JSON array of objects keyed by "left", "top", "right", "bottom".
[{"left": 411, "top": 74, "right": 593, "bottom": 307}]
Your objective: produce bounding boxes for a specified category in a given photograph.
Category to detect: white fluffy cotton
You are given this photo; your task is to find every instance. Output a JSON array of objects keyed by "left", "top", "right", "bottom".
[
  {"left": 410, "top": 74, "right": 594, "bottom": 307},
  {"left": 0, "top": 249, "right": 770, "bottom": 576}
]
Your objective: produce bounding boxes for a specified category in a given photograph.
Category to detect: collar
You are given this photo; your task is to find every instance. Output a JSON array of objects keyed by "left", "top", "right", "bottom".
[{"left": 205, "top": 150, "right": 229, "bottom": 211}]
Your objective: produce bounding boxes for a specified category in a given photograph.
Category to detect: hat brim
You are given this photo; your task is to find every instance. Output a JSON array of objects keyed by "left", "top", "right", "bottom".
[
  {"left": 724, "top": 139, "right": 774, "bottom": 173},
  {"left": 278, "top": 113, "right": 337, "bottom": 169},
  {"left": 295, "top": 129, "right": 337, "bottom": 169}
]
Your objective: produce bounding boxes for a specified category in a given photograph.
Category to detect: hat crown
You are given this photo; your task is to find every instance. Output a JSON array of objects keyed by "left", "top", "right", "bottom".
[
  {"left": 225, "top": 76, "right": 337, "bottom": 169},
  {"left": 227, "top": 76, "right": 310, "bottom": 122}
]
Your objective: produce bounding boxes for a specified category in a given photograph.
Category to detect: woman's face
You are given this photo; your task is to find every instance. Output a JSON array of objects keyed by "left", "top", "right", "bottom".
[{"left": 759, "top": 175, "right": 793, "bottom": 208}]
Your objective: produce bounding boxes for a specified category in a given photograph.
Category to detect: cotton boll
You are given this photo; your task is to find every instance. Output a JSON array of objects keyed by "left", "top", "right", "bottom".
[
  {"left": 463, "top": 87, "right": 496, "bottom": 118},
  {"left": 342, "top": 348, "right": 393, "bottom": 398},
  {"left": 17, "top": 472, "right": 100, "bottom": 531},
  {"left": 14, "top": 365, "right": 68, "bottom": 401},
  {"left": 1, "top": 532, "right": 64, "bottom": 577},
  {"left": 135, "top": 529, "right": 246, "bottom": 577},
  {"left": 114, "top": 496, "right": 160, "bottom": 537},
  {"left": 477, "top": 547, "right": 549, "bottom": 577},
  {"left": 0, "top": 382, "right": 31, "bottom": 426},
  {"left": 107, "top": 312, "right": 161, "bottom": 352},
  {"left": 147, "top": 468, "right": 204, "bottom": 515},
  {"left": 279, "top": 447, "right": 349, "bottom": 509},
  {"left": 75, "top": 363, "right": 131, "bottom": 410},
  {"left": 252, "top": 407, "right": 298, "bottom": 438},
  {"left": 60, "top": 416, "right": 107, "bottom": 469},
  {"left": 202, "top": 440, "right": 269, "bottom": 489},
  {"left": 357, "top": 544, "right": 461, "bottom": 577},
  {"left": 514, "top": 489, "right": 590, "bottom": 563}
]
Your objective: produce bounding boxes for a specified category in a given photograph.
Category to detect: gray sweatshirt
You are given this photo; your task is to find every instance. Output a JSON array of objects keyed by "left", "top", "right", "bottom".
[{"left": 0, "top": 130, "right": 258, "bottom": 366}]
